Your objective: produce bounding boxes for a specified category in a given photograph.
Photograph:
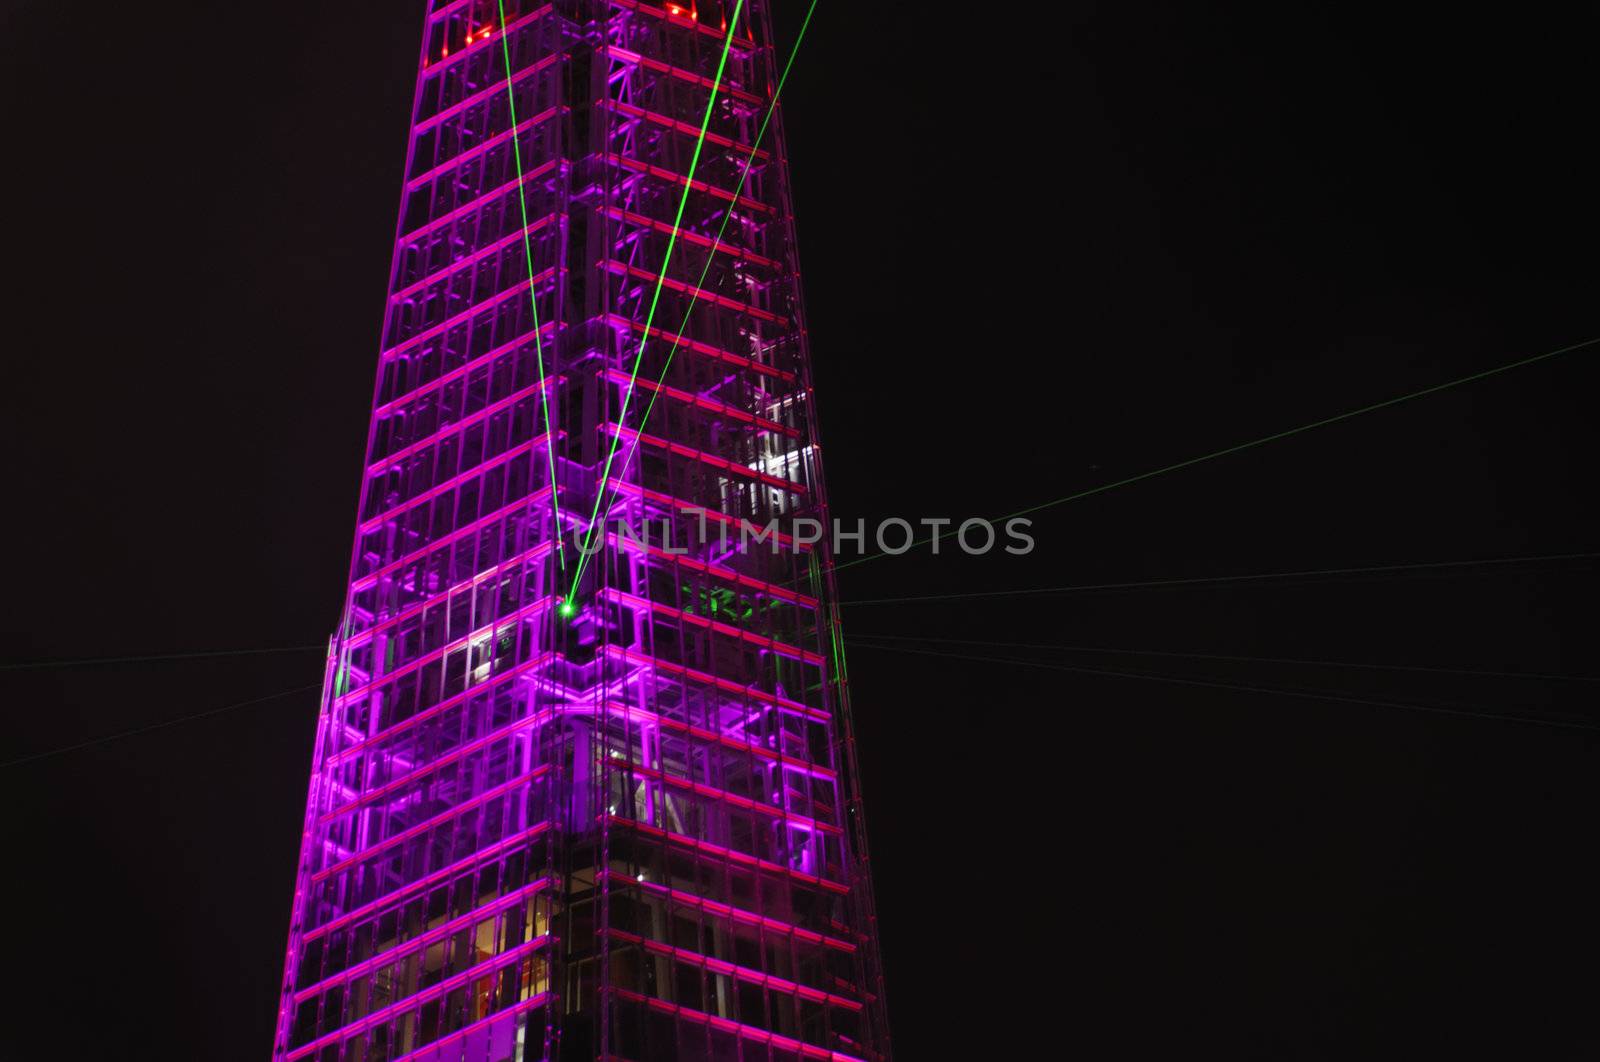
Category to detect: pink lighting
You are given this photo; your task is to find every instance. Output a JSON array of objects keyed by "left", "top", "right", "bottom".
[{"left": 275, "top": 3, "right": 888, "bottom": 1059}]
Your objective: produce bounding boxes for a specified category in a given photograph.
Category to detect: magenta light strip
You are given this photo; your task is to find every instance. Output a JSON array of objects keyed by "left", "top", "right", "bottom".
[
  {"left": 292, "top": 879, "right": 550, "bottom": 1003},
  {"left": 593, "top": 697, "right": 836, "bottom": 779},
  {"left": 599, "top": 257, "right": 788, "bottom": 324},
  {"left": 389, "top": 211, "right": 559, "bottom": 301},
  {"left": 603, "top": 750, "right": 842, "bottom": 837},
  {"left": 601, "top": 312, "right": 797, "bottom": 381},
  {"left": 370, "top": 320, "right": 563, "bottom": 417},
  {"left": 603, "top": 46, "right": 765, "bottom": 105},
  {"left": 355, "top": 430, "right": 562, "bottom": 534},
  {"left": 599, "top": 202, "right": 779, "bottom": 268},
  {"left": 406, "top": 106, "right": 565, "bottom": 191},
  {"left": 602, "top": 644, "right": 826, "bottom": 720},
  {"left": 324, "top": 652, "right": 560, "bottom": 765},
  {"left": 278, "top": 6, "right": 890, "bottom": 1057},
  {"left": 414, "top": 43, "right": 560, "bottom": 130},
  {"left": 396, "top": 159, "right": 562, "bottom": 246},
  {"left": 608, "top": 928, "right": 862, "bottom": 1010},
  {"left": 614, "top": 989, "right": 868, "bottom": 1062},
  {"left": 318, "top": 707, "right": 560, "bottom": 824},
  {"left": 601, "top": 152, "right": 774, "bottom": 213},
  {"left": 348, "top": 491, "right": 556, "bottom": 593},
  {"left": 603, "top": 529, "right": 818, "bottom": 605},
  {"left": 389, "top": 994, "right": 554, "bottom": 1062},
  {"left": 605, "top": 870, "right": 853, "bottom": 952},
  {"left": 378, "top": 266, "right": 560, "bottom": 362},
  {"left": 600, "top": 587, "right": 826, "bottom": 665},
  {"left": 610, "top": 0, "right": 764, "bottom": 49},
  {"left": 599, "top": 421, "right": 807, "bottom": 494},
  {"left": 342, "top": 542, "right": 558, "bottom": 650},
  {"left": 300, "top": 850, "right": 552, "bottom": 945},
  {"left": 598, "top": 366, "right": 798, "bottom": 436},
  {"left": 599, "top": 479, "right": 810, "bottom": 550},
  {"left": 365, "top": 375, "right": 561, "bottom": 476},
  {"left": 333, "top": 597, "right": 561, "bottom": 706},
  {"left": 606, "top": 815, "right": 849, "bottom": 894},
  {"left": 286, "top": 938, "right": 551, "bottom": 1060},
  {"left": 311, "top": 766, "right": 552, "bottom": 883},
  {"left": 597, "top": 98, "right": 772, "bottom": 162}
]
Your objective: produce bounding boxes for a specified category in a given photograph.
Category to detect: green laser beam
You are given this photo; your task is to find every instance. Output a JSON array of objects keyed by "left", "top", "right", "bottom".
[
  {"left": 8, "top": 547, "right": 1579, "bottom": 668},
  {"left": 497, "top": 0, "right": 566, "bottom": 569},
  {"left": 847, "top": 640, "right": 1600, "bottom": 733},
  {"left": 0, "top": 682, "right": 323, "bottom": 769},
  {"left": 831, "top": 335, "right": 1600, "bottom": 574},
  {"left": 0, "top": 644, "right": 326, "bottom": 672},
  {"left": 573, "top": 0, "right": 819, "bottom": 579},
  {"left": 847, "top": 633, "right": 1600, "bottom": 684},
  {"left": 566, "top": 1, "right": 746, "bottom": 602},
  {"left": 837, "top": 550, "right": 1600, "bottom": 606}
]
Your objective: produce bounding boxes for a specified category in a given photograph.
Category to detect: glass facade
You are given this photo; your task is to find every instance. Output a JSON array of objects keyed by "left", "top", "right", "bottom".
[{"left": 273, "top": 3, "right": 889, "bottom": 1060}]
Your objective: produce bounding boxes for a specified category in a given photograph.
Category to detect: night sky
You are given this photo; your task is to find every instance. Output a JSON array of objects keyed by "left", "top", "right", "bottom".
[{"left": 3, "top": 2, "right": 1597, "bottom": 1057}]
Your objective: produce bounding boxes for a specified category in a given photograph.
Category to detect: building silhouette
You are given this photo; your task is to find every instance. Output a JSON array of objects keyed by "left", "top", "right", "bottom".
[{"left": 274, "top": 3, "right": 889, "bottom": 1060}]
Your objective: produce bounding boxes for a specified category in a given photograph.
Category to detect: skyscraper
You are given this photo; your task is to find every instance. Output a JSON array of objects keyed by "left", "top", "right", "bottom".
[{"left": 273, "top": 4, "right": 889, "bottom": 1061}]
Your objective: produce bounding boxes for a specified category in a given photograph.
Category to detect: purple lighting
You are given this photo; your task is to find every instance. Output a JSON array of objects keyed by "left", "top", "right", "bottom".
[{"left": 273, "top": 3, "right": 889, "bottom": 1060}]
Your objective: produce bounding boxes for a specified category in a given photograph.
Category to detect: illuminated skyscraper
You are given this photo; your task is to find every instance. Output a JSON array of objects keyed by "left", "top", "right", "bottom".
[{"left": 273, "top": 3, "right": 889, "bottom": 1060}]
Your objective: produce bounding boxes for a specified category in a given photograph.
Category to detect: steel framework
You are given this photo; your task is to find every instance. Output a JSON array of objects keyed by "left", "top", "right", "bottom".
[{"left": 273, "top": 3, "right": 889, "bottom": 1061}]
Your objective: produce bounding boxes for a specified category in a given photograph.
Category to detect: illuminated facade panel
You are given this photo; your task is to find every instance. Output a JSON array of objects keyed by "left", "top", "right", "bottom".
[{"left": 273, "top": 4, "right": 889, "bottom": 1060}]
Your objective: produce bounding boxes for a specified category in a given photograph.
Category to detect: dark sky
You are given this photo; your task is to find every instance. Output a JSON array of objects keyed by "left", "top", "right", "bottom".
[{"left": 2, "top": 2, "right": 1597, "bottom": 1057}]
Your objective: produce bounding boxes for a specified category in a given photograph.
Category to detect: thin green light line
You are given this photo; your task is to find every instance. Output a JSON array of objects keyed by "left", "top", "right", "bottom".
[
  {"left": 848, "top": 640, "right": 1600, "bottom": 733},
  {"left": 0, "top": 682, "right": 323, "bottom": 770},
  {"left": 837, "top": 550, "right": 1600, "bottom": 606},
  {"left": 0, "top": 644, "right": 326, "bottom": 672},
  {"left": 566, "top": 1, "right": 747, "bottom": 603},
  {"left": 566, "top": 0, "right": 818, "bottom": 604},
  {"left": 832, "top": 335, "right": 1600, "bottom": 574},
  {"left": 847, "top": 632, "right": 1600, "bottom": 684},
  {"left": 497, "top": 0, "right": 566, "bottom": 569}
]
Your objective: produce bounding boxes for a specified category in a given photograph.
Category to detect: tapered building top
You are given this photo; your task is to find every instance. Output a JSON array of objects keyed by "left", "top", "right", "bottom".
[{"left": 273, "top": 3, "right": 889, "bottom": 1060}]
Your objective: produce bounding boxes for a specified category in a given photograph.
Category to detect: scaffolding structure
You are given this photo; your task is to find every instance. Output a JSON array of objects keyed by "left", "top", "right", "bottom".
[{"left": 274, "top": 3, "right": 889, "bottom": 1060}]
